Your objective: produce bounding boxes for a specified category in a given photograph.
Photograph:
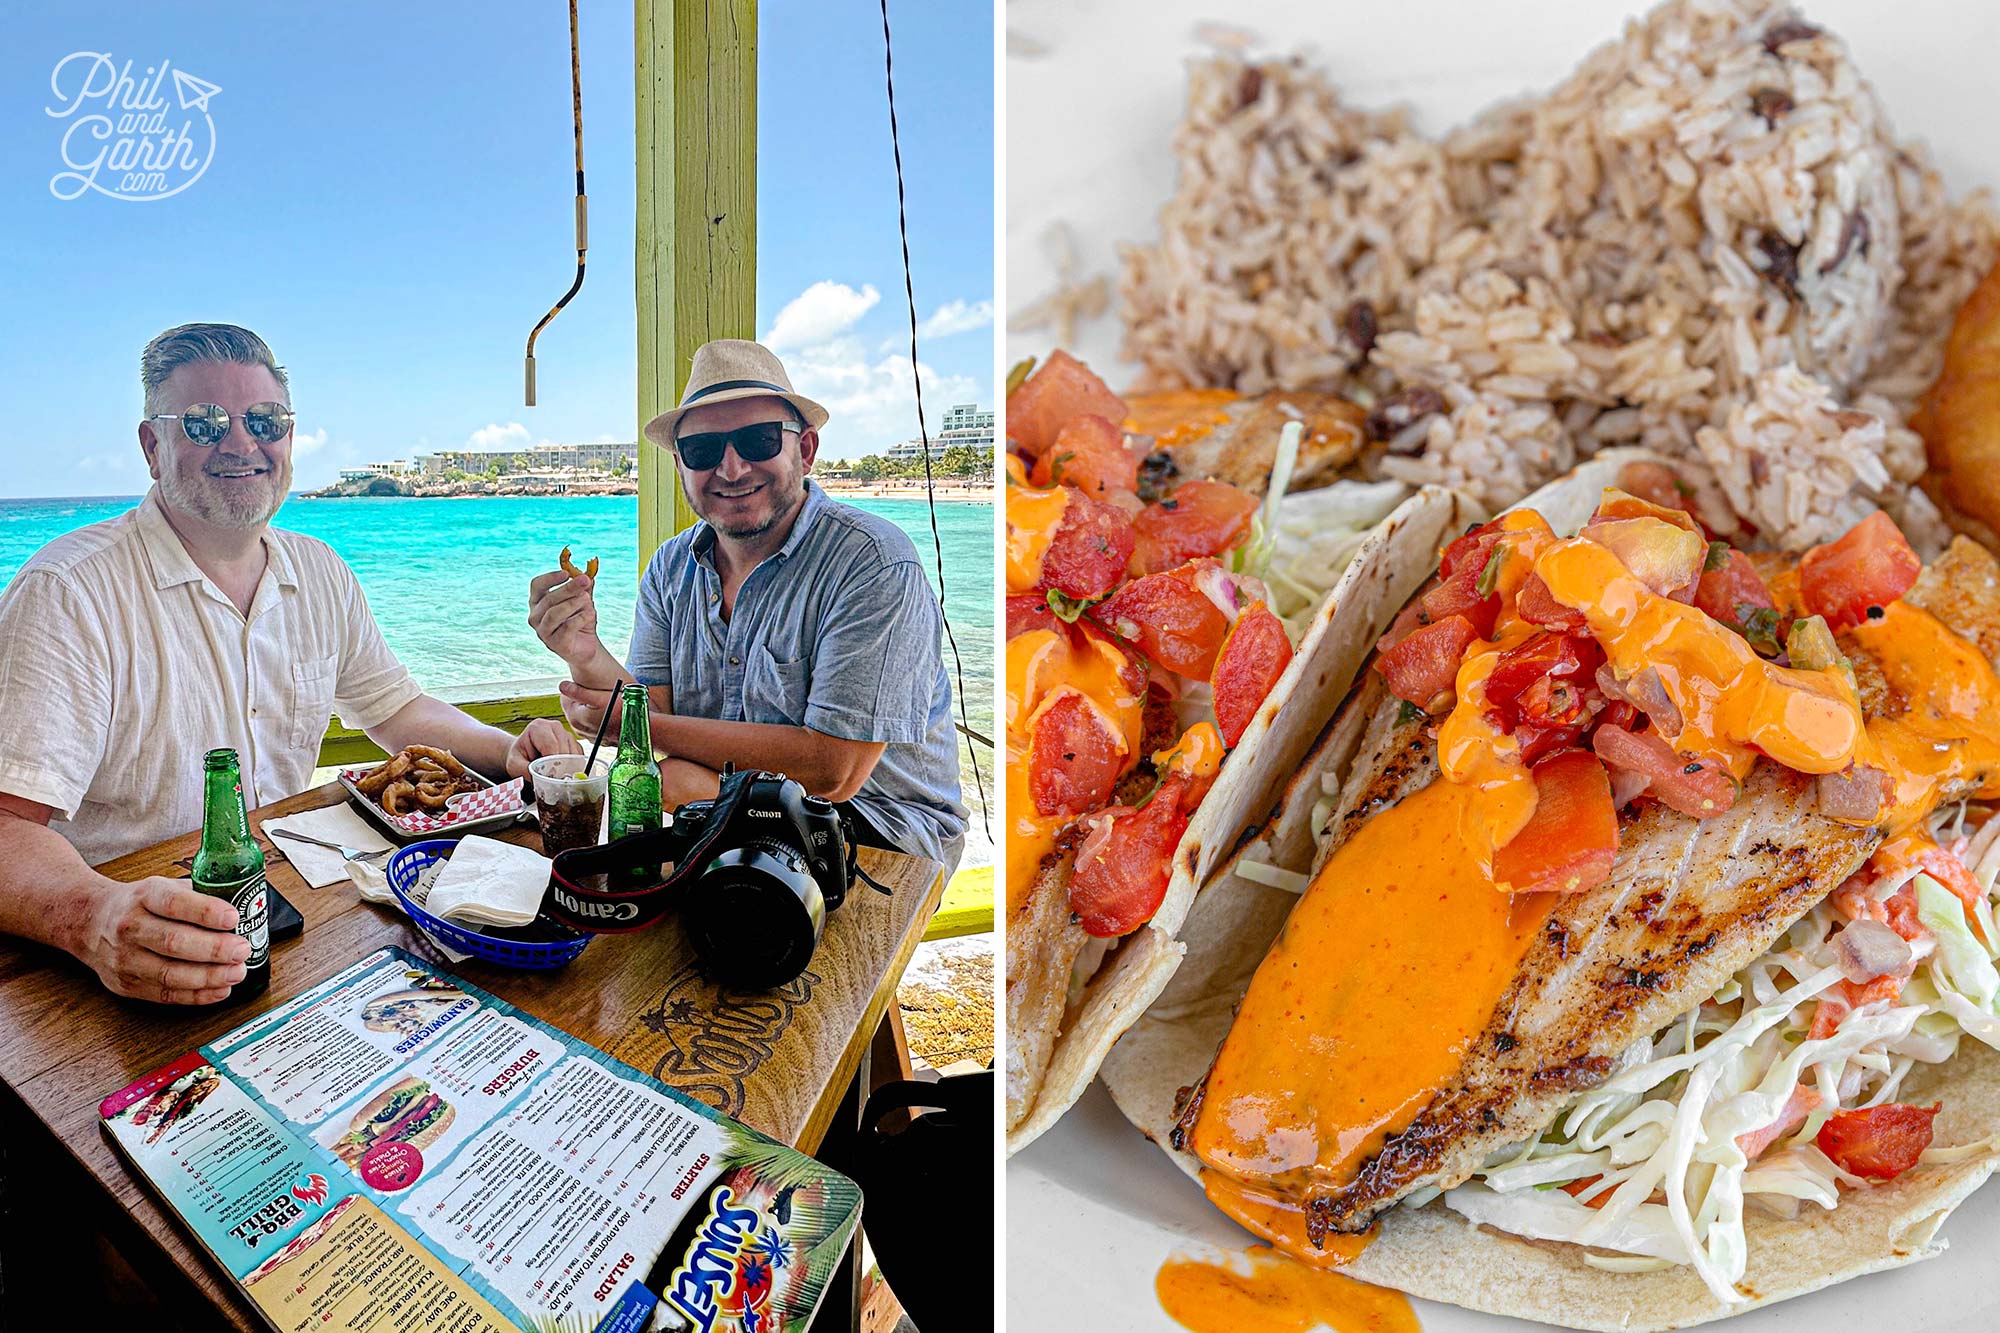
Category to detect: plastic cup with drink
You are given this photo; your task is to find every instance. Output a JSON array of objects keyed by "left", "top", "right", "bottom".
[{"left": 529, "top": 753, "right": 612, "bottom": 856}]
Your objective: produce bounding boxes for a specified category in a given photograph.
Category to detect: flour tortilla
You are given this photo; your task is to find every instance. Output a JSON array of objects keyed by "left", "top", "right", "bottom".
[
  {"left": 1006, "top": 482, "right": 1477, "bottom": 1155},
  {"left": 1099, "top": 448, "right": 2000, "bottom": 1326}
]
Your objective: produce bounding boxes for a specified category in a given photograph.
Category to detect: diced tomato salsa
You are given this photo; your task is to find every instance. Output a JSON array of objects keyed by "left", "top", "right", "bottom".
[
  {"left": 1491, "top": 749, "right": 1618, "bottom": 895},
  {"left": 1516, "top": 573, "right": 1587, "bottom": 631},
  {"left": 1130, "top": 480, "right": 1259, "bottom": 576},
  {"left": 1695, "top": 547, "right": 1775, "bottom": 627},
  {"left": 1037, "top": 488, "right": 1137, "bottom": 601},
  {"left": 1006, "top": 350, "right": 1128, "bottom": 459},
  {"left": 1485, "top": 633, "right": 1602, "bottom": 725},
  {"left": 1029, "top": 413, "right": 1141, "bottom": 499},
  {"left": 1007, "top": 593, "right": 1059, "bottom": 640},
  {"left": 1067, "top": 773, "right": 1193, "bottom": 937},
  {"left": 1211, "top": 602, "right": 1293, "bottom": 747},
  {"left": 1090, "top": 567, "right": 1230, "bottom": 678},
  {"left": 1377, "top": 615, "right": 1479, "bottom": 710},
  {"left": 1799, "top": 511, "right": 1921, "bottom": 632},
  {"left": 1027, "top": 692, "right": 1127, "bottom": 818},
  {"left": 1815, "top": 1102, "right": 1940, "bottom": 1181},
  {"left": 1592, "top": 724, "right": 1737, "bottom": 818}
]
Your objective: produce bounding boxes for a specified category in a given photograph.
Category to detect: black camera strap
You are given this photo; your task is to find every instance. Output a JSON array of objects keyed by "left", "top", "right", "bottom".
[{"left": 542, "top": 768, "right": 761, "bottom": 934}]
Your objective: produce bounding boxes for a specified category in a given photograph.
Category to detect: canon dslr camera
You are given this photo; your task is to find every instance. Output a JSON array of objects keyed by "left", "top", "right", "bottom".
[{"left": 545, "top": 767, "right": 857, "bottom": 988}]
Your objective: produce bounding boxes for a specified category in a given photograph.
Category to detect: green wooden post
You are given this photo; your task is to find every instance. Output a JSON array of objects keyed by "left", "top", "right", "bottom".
[{"left": 635, "top": 0, "right": 757, "bottom": 563}]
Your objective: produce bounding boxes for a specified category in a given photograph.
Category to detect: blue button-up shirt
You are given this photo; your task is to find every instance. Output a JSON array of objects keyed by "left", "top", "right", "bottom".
[{"left": 627, "top": 481, "right": 967, "bottom": 869}]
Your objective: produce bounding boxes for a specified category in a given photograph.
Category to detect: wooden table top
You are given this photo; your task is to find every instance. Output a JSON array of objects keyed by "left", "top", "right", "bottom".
[{"left": 0, "top": 780, "right": 943, "bottom": 1330}]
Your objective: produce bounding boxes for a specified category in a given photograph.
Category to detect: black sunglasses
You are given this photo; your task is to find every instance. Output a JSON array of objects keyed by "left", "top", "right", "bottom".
[
  {"left": 673, "top": 420, "right": 799, "bottom": 471},
  {"left": 146, "top": 402, "right": 295, "bottom": 448}
]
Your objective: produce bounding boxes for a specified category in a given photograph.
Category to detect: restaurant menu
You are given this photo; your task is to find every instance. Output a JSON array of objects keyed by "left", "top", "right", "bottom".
[{"left": 100, "top": 947, "right": 861, "bottom": 1333}]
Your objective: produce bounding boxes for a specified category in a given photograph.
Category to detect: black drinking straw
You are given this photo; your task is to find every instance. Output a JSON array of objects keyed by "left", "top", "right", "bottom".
[{"left": 582, "top": 678, "right": 624, "bottom": 775}]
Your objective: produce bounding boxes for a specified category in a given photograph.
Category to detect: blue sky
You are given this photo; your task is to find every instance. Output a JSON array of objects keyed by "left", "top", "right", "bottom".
[{"left": 0, "top": 2, "right": 994, "bottom": 498}]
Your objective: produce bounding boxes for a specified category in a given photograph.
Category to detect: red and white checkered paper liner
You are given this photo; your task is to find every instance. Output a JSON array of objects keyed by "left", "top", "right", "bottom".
[{"left": 341, "top": 769, "right": 527, "bottom": 835}]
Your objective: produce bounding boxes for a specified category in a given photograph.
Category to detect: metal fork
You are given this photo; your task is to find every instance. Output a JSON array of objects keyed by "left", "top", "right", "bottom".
[{"left": 265, "top": 829, "right": 394, "bottom": 864}]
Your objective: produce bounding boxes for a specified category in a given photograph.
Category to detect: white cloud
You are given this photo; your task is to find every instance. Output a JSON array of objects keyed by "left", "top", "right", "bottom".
[
  {"left": 915, "top": 298, "right": 994, "bottom": 340},
  {"left": 291, "top": 426, "right": 329, "bottom": 457},
  {"left": 785, "top": 336, "right": 981, "bottom": 460},
  {"left": 763, "top": 281, "right": 880, "bottom": 351},
  {"left": 466, "top": 421, "right": 534, "bottom": 451}
]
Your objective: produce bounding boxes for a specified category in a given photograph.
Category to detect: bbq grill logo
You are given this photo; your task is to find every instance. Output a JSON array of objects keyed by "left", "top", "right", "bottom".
[
  {"left": 46, "top": 53, "right": 219, "bottom": 202},
  {"left": 290, "top": 1173, "right": 330, "bottom": 1206}
]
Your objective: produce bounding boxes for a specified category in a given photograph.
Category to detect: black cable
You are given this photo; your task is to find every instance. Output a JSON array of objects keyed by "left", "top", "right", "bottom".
[
  {"left": 879, "top": 0, "right": 991, "bottom": 844},
  {"left": 524, "top": 0, "right": 587, "bottom": 405}
]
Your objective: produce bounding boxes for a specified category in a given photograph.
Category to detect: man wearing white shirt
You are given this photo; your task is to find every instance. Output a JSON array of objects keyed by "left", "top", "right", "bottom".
[{"left": 0, "top": 323, "right": 577, "bottom": 1005}]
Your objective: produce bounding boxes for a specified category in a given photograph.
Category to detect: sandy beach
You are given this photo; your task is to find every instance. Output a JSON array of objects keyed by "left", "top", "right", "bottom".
[{"left": 818, "top": 482, "right": 992, "bottom": 502}]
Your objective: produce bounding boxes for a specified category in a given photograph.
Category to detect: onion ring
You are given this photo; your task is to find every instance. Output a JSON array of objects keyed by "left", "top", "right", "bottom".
[
  {"left": 403, "top": 745, "right": 468, "bottom": 780},
  {"left": 380, "top": 779, "right": 418, "bottom": 816},
  {"left": 355, "top": 752, "right": 415, "bottom": 797}
]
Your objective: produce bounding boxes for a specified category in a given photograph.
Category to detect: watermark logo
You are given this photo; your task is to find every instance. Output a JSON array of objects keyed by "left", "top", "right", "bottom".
[{"left": 46, "top": 53, "right": 220, "bottom": 202}]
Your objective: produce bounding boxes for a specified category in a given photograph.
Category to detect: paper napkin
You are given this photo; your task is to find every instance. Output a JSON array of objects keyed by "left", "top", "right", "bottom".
[
  {"left": 262, "top": 805, "right": 393, "bottom": 889},
  {"left": 421, "top": 836, "right": 552, "bottom": 928}
]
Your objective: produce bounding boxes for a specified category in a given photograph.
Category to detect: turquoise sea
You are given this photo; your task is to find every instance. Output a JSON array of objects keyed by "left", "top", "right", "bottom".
[{"left": 0, "top": 492, "right": 995, "bottom": 741}]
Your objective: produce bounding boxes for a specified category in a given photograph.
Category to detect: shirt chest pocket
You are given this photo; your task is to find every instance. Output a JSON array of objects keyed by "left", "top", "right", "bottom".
[
  {"left": 287, "top": 654, "right": 340, "bottom": 751},
  {"left": 742, "top": 644, "right": 811, "bottom": 727}
]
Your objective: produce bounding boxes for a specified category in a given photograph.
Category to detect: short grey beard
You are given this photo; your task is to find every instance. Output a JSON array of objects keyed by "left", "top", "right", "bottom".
[{"left": 159, "top": 458, "right": 289, "bottom": 529}]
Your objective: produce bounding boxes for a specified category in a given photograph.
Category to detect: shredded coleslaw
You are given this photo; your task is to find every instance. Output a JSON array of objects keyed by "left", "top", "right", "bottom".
[
  {"left": 1440, "top": 805, "right": 2000, "bottom": 1304},
  {"left": 1228, "top": 417, "right": 1409, "bottom": 638}
]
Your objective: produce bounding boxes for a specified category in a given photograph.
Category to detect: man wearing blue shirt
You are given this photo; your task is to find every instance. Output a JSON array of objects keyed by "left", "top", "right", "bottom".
[{"left": 527, "top": 339, "right": 966, "bottom": 870}]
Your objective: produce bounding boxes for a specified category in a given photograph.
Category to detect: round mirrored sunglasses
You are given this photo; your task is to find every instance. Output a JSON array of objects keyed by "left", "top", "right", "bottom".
[{"left": 146, "top": 402, "right": 295, "bottom": 448}]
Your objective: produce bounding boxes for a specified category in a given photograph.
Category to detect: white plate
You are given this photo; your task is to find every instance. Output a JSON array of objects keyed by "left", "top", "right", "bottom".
[
  {"left": 1005, "top": 1, "right": 2000, "bottom": 1327},
  {"left": 1010, "top": 1084, "right": 2000, "bottom": 1331}
]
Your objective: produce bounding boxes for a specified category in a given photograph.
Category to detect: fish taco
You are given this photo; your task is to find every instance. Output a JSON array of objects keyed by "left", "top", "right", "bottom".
[
  {"left": 1102, "top": 451, "right": 2000, "bottom": 1327},
  {"left": 1004, "top": 349, "right": 1478, "bottom": 1153}
]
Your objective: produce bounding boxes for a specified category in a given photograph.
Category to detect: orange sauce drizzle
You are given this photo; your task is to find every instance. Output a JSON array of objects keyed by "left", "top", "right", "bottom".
[
  {"left": 1005, "top": 455, "right": 1069, "bottom": 592},
  {"left": 1847, "top": 601, "right": 2000, "bottom": 831},
  {"left": 1002, "top": 627, "right": 1145, "bottom": 918},
  {"left": 1124, "top": 388, "right": 1241, "bottom": 450},
  {"left": 1533, "top": 537, "right": 1862, "bottom": 780},
  {"left": 1157, "top": 1248, "right": 1419, "bottom": 1333},
  {"left": 1188, "top": 780, "right": 1554, "bottom": 1258}
]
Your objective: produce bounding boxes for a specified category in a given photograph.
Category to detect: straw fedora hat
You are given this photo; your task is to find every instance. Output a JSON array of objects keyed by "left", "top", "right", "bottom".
[{"left": 641, "top": 339, "right": 830, "bottom": 447}]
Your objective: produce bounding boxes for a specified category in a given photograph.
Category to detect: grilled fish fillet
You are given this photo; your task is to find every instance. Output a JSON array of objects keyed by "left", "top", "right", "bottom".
[
  {"left": 1125, "top": 390, "right": 1365, "bottom": 500},
  {"left": 1006, "top": 848, "right": 1086, "bottom": 1134},
  {"left": 1187, "top": 539, "right": 2000, "bottom": 1245},
  {"left": 1293, "top": 700, "right": 1880, "bottom": 1238}
]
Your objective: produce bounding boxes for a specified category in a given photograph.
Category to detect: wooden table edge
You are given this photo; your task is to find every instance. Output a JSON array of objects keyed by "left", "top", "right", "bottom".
[{"left": 795, "top": 858, "right": 948, "bottom": 1153}]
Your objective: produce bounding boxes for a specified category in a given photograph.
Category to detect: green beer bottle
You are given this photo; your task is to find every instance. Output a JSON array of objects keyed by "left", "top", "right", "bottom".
[
  {"left": 607, "top": 683, "right": 663, "bottom": 849},
  {"left": 192, "top": 748, "right": 271, "bottom": 1002}
]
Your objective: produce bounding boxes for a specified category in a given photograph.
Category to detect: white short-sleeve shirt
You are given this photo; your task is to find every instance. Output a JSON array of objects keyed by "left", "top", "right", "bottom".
[{"left": 0, "top": 489, "right": 423, "bottom": 866}]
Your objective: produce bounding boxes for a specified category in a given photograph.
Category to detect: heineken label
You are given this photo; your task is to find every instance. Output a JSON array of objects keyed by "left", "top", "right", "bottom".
[{"left": 206, "top": 870, "right": 269, "bottom": 969}]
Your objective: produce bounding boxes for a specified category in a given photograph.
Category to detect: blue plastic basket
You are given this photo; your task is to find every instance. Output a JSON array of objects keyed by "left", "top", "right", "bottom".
[{"left": 385, "top": 839, "right": 592, "bottom": 970}]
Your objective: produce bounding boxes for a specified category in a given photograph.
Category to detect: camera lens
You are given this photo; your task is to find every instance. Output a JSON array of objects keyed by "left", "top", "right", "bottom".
[{"left": 680, "top": 845, "right": 826, "bottom": 989}]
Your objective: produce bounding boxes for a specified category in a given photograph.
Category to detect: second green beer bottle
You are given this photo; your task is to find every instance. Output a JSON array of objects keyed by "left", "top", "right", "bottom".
[{"left": 607, "top": 683, "right": 663, "bottom": 876}]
